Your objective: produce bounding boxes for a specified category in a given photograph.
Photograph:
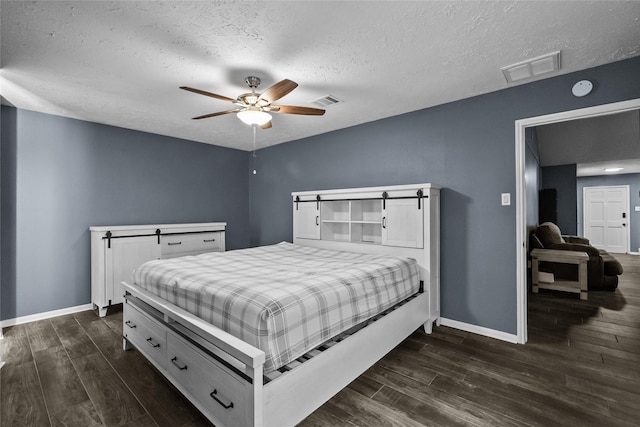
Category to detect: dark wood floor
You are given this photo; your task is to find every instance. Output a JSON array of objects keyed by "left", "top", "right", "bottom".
[{"left": 2, "top": 253, "right": 639, "bottom": 426}]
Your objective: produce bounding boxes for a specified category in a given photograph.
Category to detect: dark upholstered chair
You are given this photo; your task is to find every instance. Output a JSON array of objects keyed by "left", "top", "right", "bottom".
[{"left": 530, "top": 222, "right": 623, "bottom": 294}]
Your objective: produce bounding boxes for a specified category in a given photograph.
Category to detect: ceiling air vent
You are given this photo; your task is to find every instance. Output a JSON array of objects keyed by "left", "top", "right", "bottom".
[
  {"left": 311, "top": 95, "right": 342, "bottom": 108},
  {"left": 501, "top": 51, "right": 561, "bottom": 83}
]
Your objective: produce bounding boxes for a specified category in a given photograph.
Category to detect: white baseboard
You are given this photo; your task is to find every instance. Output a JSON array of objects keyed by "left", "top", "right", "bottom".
[
  {"left": 0, "top": 303, "right": 94, "bottom": 329},
  {"left": 438, "top": 317, "right": 519, "bottom": 344}
]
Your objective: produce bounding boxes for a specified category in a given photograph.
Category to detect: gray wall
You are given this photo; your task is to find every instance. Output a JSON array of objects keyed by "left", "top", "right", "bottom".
[
  {"left": 1, "top": 107, "right": 250, "bottom": 320},
  {"left": 577, "top": 173, "right": 640, "bottom": 252},
  {"left": 541, "top": 164, "right": 578, "bottom": 235},
  {"left": 1, "top": 107, "right": 18, "bottom": 325},
  {"left": 249, "top": 56, "right": 640, "bottom": 335}
]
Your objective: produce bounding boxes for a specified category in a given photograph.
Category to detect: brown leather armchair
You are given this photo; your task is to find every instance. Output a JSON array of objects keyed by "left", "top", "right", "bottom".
[{"left": 530, "top": 222, "right": 622, "bottom": 296}]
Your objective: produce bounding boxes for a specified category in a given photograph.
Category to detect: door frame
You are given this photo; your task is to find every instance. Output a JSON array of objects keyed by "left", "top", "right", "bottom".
[
  {"left": 514, "top": 98, "right": 640, "bottom": 344},
  {"left": 583, "top": 185, "right": 631, "bottom": 253}
]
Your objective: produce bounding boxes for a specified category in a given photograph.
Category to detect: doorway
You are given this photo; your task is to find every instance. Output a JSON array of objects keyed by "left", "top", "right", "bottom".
[
  {"left": 583, "top": 185, "right": 631, "bottom": 253},
  {"left": 515, "top": 98, "right": 640, "bottom": 344}
]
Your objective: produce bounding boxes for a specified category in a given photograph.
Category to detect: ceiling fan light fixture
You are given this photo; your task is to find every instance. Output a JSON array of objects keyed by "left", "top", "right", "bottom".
[
  {"left": 237, "top": 110, "right": 272, "bottom": 126},
  {"left": 182, "top": 76, "right": 324, "bottom": 129}
]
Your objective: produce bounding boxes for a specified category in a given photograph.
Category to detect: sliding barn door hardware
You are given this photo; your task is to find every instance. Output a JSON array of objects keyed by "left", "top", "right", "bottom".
[
  {"left": 294, "top": 191, "right": 428, "bottom": 209},
  {"left": 103, "top": 228, "right": 218, "bottom": 247}
]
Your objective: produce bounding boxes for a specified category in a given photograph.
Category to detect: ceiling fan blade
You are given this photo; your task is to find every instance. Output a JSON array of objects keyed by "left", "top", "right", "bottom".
[
  {"left": 257, "top": 79, "right": 298, "bottom": 103},
  {"left": 260, "top": 120, "right": 273, "bottom": 130},
  {"left": 180, "top": 86, "right": 236, "bottom": 103},
  {"left": 271, "top": 105, "right": 326, "bottom": 116},
  {"left": 192, "top": 109, "right": 242, "bottom": 120}
]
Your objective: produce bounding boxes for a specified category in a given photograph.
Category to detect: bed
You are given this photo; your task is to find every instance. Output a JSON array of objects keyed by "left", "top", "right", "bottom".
[{"left": 122, "top": 183, "right": 440, "bottom": 427}]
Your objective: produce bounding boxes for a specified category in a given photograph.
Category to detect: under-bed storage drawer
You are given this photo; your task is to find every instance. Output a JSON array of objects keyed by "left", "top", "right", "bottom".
[
  {"left": 123, "top": 301, "right": 167, "bottom": 369},
  {"left": 161, "top": 232, "right": 223, "bottom": 257},
  {"left": 166, "top": 330, "right": 252, "bottom": 427}
]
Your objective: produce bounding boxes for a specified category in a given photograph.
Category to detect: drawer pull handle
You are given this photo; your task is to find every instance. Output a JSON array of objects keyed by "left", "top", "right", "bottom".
[
  {"left": 146, "top": 337, "right": 160, "bottom": 348},
  {"left": 210, "top": 389, "right": 234, "bottom": 409},
  {"left": 170, "top": 357, "right": 188, "bottom": 370},
  {"left": 167, "top": 242, "right": 182, "bottom": 246},
  {"left": 125, "top": 320, "right": 136, "bottom": 329},
  {"left": 203, "top": 239, "right": 216, "bottom": 242}
]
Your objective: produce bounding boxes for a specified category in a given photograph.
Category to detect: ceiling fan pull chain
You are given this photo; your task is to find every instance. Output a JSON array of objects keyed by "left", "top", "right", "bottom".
[{"left": 252, "top": 125, "right": 257, "bottom": 175}]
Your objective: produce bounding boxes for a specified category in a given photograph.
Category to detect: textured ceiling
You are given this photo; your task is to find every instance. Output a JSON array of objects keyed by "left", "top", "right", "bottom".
[
  {"left": 537, "top": 111, "right": 640, "bottom": 166},
  {"left": 536, "top": 111, "right": 640, "bottom": 177},
  {"left": 2, "top": 1, "right": 640, "bottom": 151}
]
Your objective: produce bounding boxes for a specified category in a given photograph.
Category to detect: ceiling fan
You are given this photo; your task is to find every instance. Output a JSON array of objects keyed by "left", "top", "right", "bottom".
[{"left": 180, "top": 76, "right": 325, "bottom": 129}]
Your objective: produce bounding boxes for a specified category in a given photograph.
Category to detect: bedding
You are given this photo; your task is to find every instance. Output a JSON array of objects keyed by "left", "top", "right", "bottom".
[{"left": 132, "top": 242, "right": 420, "bottom": 372}]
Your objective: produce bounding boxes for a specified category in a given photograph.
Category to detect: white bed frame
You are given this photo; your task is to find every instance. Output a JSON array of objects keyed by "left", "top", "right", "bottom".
[{"left": 122, "top": 184, "right": 440, "bottom": 427}]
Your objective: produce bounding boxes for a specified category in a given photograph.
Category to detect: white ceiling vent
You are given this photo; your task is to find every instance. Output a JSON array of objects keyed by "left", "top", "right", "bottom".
[
  {"left": 311, "top": 95, "right": 342, "bottom": 108},
  {"left": 501, "top": 51, "right": 561, "bottom": 83}
]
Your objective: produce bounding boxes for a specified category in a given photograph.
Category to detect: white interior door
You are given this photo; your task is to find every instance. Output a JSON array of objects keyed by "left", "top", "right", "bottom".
[{"left": 583, "top": 185, "right": 630, "bottom": 253}]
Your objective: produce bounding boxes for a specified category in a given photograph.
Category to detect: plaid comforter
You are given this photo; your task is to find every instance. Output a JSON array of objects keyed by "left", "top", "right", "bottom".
[{"left": 132, "top": 242, "right": 420, "bottom": 372}]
